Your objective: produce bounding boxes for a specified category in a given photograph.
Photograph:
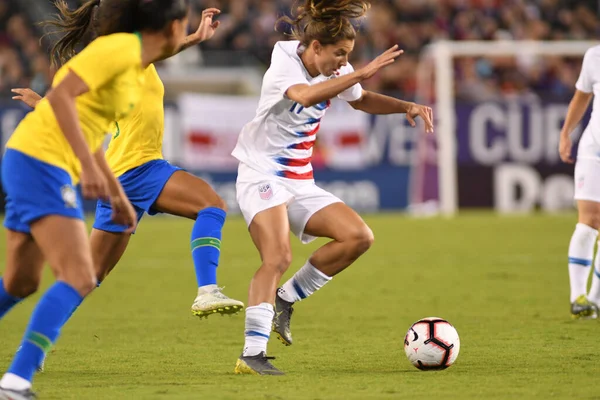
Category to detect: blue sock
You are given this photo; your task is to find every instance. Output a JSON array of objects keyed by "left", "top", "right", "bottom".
[
  {"left": 8, "top": 281, "right": 83, "bottom": 382},
  {"left": 0, "top": 278, "right": 23, "bottom": 319},
  {"left": 191, "top": 207, "right": 226, "bottom": 287}
]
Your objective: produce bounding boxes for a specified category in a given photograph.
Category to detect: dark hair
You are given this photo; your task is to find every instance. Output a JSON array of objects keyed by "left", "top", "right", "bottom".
[
  {"left": 277, "top": 0, "right": 370, "bottom": 47},
  {"left": 43, "top": 0, "right": 189, "bottom": 67},
  {"left": 43, "top": 0, "right": 100, "bottom": 68},
  {"left": 96, "top": 0, "right": 189, "bottom": 36}
]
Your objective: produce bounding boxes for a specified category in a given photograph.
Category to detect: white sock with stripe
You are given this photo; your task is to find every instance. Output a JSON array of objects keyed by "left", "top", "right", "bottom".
[
  {"left": 587, "top": 245, "right": 600, "bottom": 304},
  {"left": 568, "top": 223, "right": 597, "bottom": 303},
  {"left": 242, "top": 303, "right": 274, "bottom": 357},
  {"left": 278, "top": 261, "right": 332, "bottom": 303}
]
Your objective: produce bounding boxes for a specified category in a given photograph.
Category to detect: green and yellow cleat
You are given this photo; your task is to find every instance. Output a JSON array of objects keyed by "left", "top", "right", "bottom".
[
  {"left": 234, "top": 352, "right": 285, "bottom": 375},
  {"left": 571, "top": 295, "right": 598, "bottom": 320},
  {"left": 191, "top": 287, "right": 244, "bottom": 319}
]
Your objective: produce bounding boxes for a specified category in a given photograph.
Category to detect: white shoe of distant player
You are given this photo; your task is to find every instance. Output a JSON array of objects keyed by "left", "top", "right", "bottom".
[{"left": 191, "top": 286, "right": 244, "bottom": 319}]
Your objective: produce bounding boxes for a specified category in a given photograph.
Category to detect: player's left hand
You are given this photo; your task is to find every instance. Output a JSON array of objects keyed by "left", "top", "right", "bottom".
[
  {"left": 559, "top": 134, "right": 574, "bottom": 164},
  {"left": 195, "top": 8, "right": 221, "bottom": 42},
  {"left": 111, "top": 195, "right": 137, "bottom": 234},
  {"left": 11, "top": 88, "right": 42, "bottom": 108},
  {"left": 406, "top": 103, "right": 434, "bottom": 134}
]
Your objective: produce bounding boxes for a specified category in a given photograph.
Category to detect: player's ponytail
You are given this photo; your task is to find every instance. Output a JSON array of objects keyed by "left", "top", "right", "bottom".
[
  {"left": 277, "top": 0, "right": 370, "bottom": 47},
  {"left": 43, "top": 0, "right": 188, "bottom": 67},
  {"left": 42, "top": 0, "right": 101, "bottom": 68}
]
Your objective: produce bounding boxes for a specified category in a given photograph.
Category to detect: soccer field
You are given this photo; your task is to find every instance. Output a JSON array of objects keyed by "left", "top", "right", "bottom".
[{"left": 0, "top": 213, "right": 597, "bottom": 399}]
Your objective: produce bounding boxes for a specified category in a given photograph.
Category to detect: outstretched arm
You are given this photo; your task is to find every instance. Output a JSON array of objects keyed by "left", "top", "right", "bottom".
[
  {"left": 286, "top": 46, "right": 403, "bottom": 108},
  {"left": 12, "top": 88, "right": 43, "bottom": 108},
  {"left": 156, "top": 8, "right": 221, "bottom": 62},
  {"left": 349, "top": 90, "right": 434, "bottom": 133}
]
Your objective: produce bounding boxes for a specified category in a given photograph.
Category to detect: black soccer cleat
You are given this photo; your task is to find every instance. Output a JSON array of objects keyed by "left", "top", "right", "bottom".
[
  {"left": 272, "top": 292, "right": 294, "bottom": 346},
  {"left": 571, "top": 295, "right": 598, "bottom": 319},
  {"left": 234, "top": 352, "right": 285, "bottom": 375}
]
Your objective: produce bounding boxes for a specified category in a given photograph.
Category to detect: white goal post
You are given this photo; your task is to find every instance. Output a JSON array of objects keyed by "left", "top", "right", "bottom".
[{"left": 417, "top": 40, "right": 598, "bottom": 216}]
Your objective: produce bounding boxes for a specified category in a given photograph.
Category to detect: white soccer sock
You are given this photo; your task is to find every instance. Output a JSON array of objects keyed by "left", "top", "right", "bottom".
[
  {"left": 568, "top": 223, "right": 597, "bottom": 303},
  {"left": 278, "top": 261, "right": 332, "bottom": 303},
  {"left": 0, "top": 373, "right": 31, "bottom": 391},
  {"left": 588, "top": 247, "right": 600, "bottom": 304},
  {"left": 243, "top": 303, "right": 274, "bottom": 357}
]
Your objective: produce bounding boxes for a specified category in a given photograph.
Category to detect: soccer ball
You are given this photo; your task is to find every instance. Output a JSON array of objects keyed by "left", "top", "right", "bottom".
[{"left": 403, "top": 317, "right": 460, "bottom": 370}]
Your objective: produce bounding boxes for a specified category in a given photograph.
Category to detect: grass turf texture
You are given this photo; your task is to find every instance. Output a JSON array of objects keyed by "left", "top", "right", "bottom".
[{"left": 0, "top": 213, "right": 597, "bottom": 399}]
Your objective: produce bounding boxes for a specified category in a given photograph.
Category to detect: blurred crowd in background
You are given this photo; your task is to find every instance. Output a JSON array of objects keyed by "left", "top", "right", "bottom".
[{"left": 0, "top": 0, "right": 598, "bottom": 102}]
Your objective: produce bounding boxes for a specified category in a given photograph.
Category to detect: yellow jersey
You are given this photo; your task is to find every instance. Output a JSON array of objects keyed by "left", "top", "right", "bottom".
[
  {"left": 7, "top": 32, "right": 144, "bottom": 183},
  {"left": 105, "top": 64, "right": 165, "bottom": 177}
]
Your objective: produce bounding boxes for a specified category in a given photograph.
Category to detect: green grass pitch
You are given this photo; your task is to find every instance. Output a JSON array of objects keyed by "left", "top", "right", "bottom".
[{"left": 0, "top": 213, "right": 598, "bottom": 399}]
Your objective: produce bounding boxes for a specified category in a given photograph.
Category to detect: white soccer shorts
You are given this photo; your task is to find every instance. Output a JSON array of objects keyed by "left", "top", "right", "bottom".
[{"left": 235, "top": 163, "right": 342, "bottom": 243}]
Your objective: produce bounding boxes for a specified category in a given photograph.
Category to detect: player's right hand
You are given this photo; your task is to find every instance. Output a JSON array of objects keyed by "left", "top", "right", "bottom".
[
  {"left": 80, "top": 160, "right": 109, "bottom": 200},
  {"left": 11, "top": 88, "right": 42, "bottom": 108},
  {"left": 359, "top": 45, "right": 404, "bottom": 80},
  {"left": 110, "top": 195, "right": 137, "bottom": 234},
  {"left": 559, "top": 134, "right": 574, "bottom": 164}
]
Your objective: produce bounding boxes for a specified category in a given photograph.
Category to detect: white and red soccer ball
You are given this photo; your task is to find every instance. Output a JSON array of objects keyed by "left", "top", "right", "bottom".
[{"left": 404, "top": 317, "right": 460, "bottom": 370}]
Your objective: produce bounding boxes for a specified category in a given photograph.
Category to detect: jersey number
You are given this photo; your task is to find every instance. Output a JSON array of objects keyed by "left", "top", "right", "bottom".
[{"left": 113, "top": 122, "right": 121, "bottom": 139}]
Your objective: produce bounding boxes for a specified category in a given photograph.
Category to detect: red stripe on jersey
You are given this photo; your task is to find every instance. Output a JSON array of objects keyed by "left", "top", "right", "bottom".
[
  {"left": 283, "top": 157, "right": 312, "bottom": 167},
  {"left": 278, "top": 170, "right": 314, "bottom": 180},
  {"left": 289, "top": 140, "right": 316, "bottom": 150},
  {"left": 299, "top": 123, "right": 320, "bottom": 137}
]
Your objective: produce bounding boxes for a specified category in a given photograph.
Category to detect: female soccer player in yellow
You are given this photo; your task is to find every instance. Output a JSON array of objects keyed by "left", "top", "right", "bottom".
[
  {"left": 0, "top": 0, "right": 189, "bottom": 398},
  {"left": 13, "top": 1, "right": 243, "bottom": 321}
]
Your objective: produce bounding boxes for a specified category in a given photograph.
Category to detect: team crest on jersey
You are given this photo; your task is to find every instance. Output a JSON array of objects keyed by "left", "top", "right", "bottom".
[
  {"left": 258, "top": 183, "right": 273, "bottom": 200},
  {"left": 61, "top": 185, "right": 77, "bottom": 208}
]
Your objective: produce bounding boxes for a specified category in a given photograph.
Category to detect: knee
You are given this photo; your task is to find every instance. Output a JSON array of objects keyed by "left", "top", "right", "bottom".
[
  {"left": 347, "top": 225, "right": 375, "bottom": 255},
  {"left": 69, "top": 275, "right": 97, "bottom": 297},
  {"left": 5, "top": 276, "right": 40, "bottom": 298},
  {"left": 59, "top": 260, "right": 98, "bottom": 297},
  {"left": 196, "top": 195, "right": 228, "bottom": 217},
  {"left": 213, "top": 195, "right": 228, "bottom": 213},
  {"left": 262, "top": 251, "right": 293, "bottom": 276},
  {"left": 580, "top": 216, "right": 600, "bottom": 231}
]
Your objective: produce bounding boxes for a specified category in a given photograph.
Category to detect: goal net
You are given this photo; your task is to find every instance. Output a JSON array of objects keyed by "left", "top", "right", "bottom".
[{"left": 412, "top": 40, "right": 596, "bottom": 216}]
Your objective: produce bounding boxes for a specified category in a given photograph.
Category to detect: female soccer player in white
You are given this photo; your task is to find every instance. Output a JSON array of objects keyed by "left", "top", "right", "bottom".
[
  {"left": 232, "top": 0, "right": 434, "bottom": 375},
  {"left": 559, "top": 45, "right": 600, "bottom": 319}
]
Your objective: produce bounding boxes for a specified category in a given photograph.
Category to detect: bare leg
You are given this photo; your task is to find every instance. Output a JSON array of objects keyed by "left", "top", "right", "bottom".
[{"left": 154, "top": 170, "right": 242, "bottom": 317}]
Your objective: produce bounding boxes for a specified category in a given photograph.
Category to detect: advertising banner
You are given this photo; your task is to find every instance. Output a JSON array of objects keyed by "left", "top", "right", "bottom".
[{"left": 455, "top": 101, "right": 586, "bottom": 212}]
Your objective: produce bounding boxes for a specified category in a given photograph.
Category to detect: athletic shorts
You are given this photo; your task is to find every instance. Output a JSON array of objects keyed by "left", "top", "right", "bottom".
[
  {"left": 236, "top": 162, "right": 342, "bottom": 244},
  {"left": 93, "top": 159, "right": 182, "bottom": 233},
  {"left": 575, "top": 132, "right": 600, "bottom": 202},
  {"left": 2, "top": 148, "right": 84, "bottom": 233}
]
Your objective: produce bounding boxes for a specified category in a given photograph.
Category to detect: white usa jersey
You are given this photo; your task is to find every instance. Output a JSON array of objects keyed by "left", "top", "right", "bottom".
[
  {"left": 576, "top": 45, "right": 600, "bottom": 159},
  {"left": 231, "top": 40, "right": 363, "bottom": 180}
]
